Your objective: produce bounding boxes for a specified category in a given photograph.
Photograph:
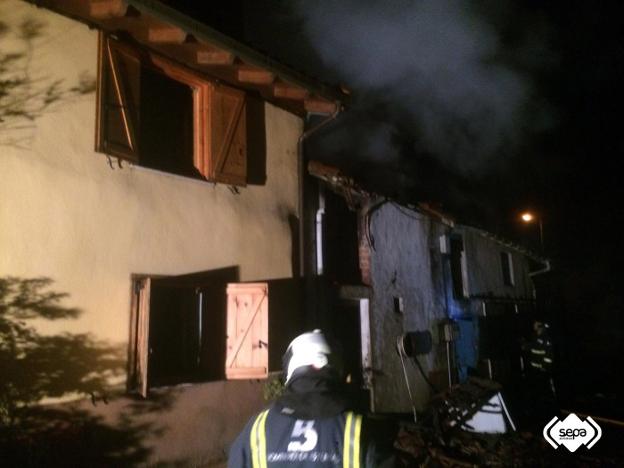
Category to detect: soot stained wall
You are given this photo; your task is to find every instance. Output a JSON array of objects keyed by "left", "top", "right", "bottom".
[{"left": 368, "top": 204, "right": 447, "bottom": 412}]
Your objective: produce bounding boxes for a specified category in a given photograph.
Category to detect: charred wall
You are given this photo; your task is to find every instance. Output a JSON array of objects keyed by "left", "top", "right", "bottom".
[{"left": 367, "top": 203, "right": 448, "bottom": 412}]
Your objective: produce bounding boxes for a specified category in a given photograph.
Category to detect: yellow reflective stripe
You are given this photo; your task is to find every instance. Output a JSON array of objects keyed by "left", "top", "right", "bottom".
[
  {"left": 250, "top": 410, "right": 269, "bottom": 468},
  {"left": 258, "top": 410, "right": 269, "bottom": 468},
  {"left": 352, "top": 414, "right": 363, "bottom": 468},
  {"left": 343, "top": 412, "right": 353, "bottom": 468},
  {"left": 250, "top": 412, "right": 261, "bottom": 468}
]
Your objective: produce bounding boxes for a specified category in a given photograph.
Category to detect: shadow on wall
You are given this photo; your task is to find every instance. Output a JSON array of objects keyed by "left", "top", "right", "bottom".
[
  {"left": 246, "top": 94, "right": 267, "bottom": 186},
  {"left": 0, "top": 276, "right": 167, "bottom": 467},
  {"left": 0, "top": 15, "right": 95, "bottom": 149}
]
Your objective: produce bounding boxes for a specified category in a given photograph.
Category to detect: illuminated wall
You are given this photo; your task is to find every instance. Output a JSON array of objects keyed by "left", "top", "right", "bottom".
[
  {"left": 0, "top": 0, "right": 301, "bottom": 344},
  {"left": 0, "top": 2, "right": 301, "bottom": 464}
]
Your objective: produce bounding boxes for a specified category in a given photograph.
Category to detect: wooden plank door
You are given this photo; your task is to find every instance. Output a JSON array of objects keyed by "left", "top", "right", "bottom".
[{"left": 225, "top": 283, "right": 268, "bottom": 379}]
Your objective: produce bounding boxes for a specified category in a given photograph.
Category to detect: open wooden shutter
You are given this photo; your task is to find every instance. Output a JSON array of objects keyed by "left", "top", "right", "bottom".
[
  {"left": 129, "top": 277, "right": 151, "bottom": 397},
  {"left": 208, "top": 84, "right": 247, "bottom": 186},
  {"left": 96, "top": 34, "right": 141, "bottom": 162},
  {"left": 225, "top": 283, "right": 268, "bottom": 379}
]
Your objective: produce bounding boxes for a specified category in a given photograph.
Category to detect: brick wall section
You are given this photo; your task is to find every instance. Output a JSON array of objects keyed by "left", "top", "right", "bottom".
[{"left": 358, "top": 211, "right": 372, "bottom": 286}]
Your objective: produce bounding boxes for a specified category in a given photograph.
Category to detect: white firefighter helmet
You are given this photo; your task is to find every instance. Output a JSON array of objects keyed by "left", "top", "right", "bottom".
[{"left": 283, "top": 329, "right": 331, "bottom": 383}]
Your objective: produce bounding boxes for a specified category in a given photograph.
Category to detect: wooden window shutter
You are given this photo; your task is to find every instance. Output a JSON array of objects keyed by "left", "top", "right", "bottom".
[
  {"left": 96, "top": 34, "right": 141, "bottom": 163},
  {"left": 129, "top": 277, "right": 151, "bottom": 397},
  {"left": 208, "top": 84, "right": 247, "bottom": 186},
  {"left": 225, "top": 283, "right": 268, "bottom": 379}
]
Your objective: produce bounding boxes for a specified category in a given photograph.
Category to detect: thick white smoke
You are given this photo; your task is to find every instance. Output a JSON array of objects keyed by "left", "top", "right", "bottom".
[{"left": 295, "top": 0, "right": 546, "bottom": 173}]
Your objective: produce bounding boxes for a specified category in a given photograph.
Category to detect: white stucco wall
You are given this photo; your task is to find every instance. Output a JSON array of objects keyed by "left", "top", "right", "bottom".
[
  {"left": 0, "top": 0, "right": 302, "bottom": 344},
  {"left": 0, "top": 2, "right": 301, "bottom": 464}
]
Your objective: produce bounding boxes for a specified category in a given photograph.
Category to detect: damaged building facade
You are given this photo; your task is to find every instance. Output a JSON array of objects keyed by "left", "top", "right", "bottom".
[
  {"left": 1, "top": 0, "right": 548, "bottom": 464},
  {"left": 308, "top": 162, "right": 549, "bottom": 414}
]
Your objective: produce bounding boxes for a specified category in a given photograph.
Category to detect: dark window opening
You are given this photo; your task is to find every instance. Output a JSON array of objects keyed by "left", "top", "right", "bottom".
[
  {"left": 326, "top": 299, "right": 369, "bottom": 409},
  {"left": 130, "top": 267, "right": 238, "bottom": 393},
  {"left": 139, "top": 67, "right": 198, "bottom": 178},
  {"left": 147, "top": 275, "right": 231, "bottom": 387},
  {"left": 148, "top": 283, "right": 200, "bottom": 387},
  {"left": 96, "top": 34, "right": 249, "bottom": 186},
  {"left": 501, "top": 252, "right": 514, "bottom": 286},
  {"left": 450, "top": 236, "right": 466, "bottom": 299},
  {"left": 323, "top": 190, "right": 361, "bottom": 284},
  {"left": 331, "top": 300, "right": 363, "bottom": 385}
]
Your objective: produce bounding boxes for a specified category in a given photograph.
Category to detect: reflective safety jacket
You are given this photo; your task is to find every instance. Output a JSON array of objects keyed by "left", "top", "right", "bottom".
[
  {"left": 526, "top": 331, "right": 554, "bottom": 373},
  {"left": 228, "top": 407, "right": 367, "bottom": 468}
]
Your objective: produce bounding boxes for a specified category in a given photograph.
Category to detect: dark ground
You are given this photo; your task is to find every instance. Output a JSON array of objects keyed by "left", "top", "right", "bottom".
[
  {"left": 392, "top": 377, "right": 624, "bottom": 467},
  {"left": 394, "top": 420, "right": 624, "bottom": 467}
]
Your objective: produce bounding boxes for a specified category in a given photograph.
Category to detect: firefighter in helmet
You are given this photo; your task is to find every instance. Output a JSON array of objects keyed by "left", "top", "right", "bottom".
[
  {"left": 228, "top": 330, "right": 393, "bottom": 467},
  {"left": 526, "top": 321, "right": 554, "bottom": 374},
  {"left": 521, "top": 320, "right": 557, "bottom": 420}
]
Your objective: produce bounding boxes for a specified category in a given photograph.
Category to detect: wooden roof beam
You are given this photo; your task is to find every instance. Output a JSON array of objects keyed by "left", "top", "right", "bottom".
[
  {"left": 90, "top": 0, "right": 129, "bottom": 19},
  {"left": 197, "top": 46, "right": 235, "bottom": 66},
  {"left": 304, "top": 98, "right": 337, "bottom": 114},
  {"left": 273, "top": 82, "right": 309, "bottom": 100},
  {"left": 237, "top": 65, "right": 275, "bottom": 85},
  {"left": 148, "top": 25, "right": 188, "bottom": 44}
]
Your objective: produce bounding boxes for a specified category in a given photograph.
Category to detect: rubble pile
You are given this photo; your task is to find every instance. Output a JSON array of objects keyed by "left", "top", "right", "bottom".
[
  {"left": 395, "top": 424, "right": 557, "bottom": 467},
  {"left": 392, "top": 379, "right": 620, "bottom": 467}
]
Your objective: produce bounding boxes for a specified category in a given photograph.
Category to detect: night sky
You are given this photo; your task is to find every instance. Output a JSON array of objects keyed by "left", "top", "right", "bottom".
[
  {"left": 170, "top": 0, "right": 623, "bottom": 267},
  {"left": 170, "top": 0, "right": 624, "bottom": 412}
]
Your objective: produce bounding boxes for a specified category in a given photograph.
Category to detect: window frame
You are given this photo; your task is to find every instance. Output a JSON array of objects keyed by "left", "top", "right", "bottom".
[
  {"left": 129, "top": 274, "right": 218, "bottom": 396},
  {"left": 128, "top": 273, "right": 268, "bottom": 397},
  {"left": 500, "top": 251, "right": 515, "bottom": 287},
  {"left": 95, "top": 33, "right": 247, "bottom": 186},
  {"left": 450, "top": 235, "right": 469, "bottom": 299},
  {"left": 148, "top": 53, "right": 210, "bottom": 175}
]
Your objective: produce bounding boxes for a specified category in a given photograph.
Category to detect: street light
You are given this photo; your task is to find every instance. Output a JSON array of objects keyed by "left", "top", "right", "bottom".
[{"left": 520, "top": 211, "right": 543, "bottom": 250}]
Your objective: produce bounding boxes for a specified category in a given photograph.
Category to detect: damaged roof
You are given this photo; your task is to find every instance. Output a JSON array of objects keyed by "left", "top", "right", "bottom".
[
  {"left": 26, "top": 0, "right": 349, "bottom": 116},
  {"left": 308, "top": 159, "right": 456, "bottom": 226},
  {"left": 308, "top": 160, "right": 549, "bottom": 264}
]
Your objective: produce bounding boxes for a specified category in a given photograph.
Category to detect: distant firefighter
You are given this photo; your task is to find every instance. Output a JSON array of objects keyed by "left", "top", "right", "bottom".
[
  {"left": 526, "top": 321, "right": 554, "bottom": 374},
  {"left": 522, "top": 320, "right": 557, "bottom": 417}
]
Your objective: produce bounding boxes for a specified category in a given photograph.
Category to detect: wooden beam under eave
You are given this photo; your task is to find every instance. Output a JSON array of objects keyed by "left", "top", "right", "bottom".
[
  {"left": 237, "top": 65, "right": 275, "bottom": 85},
  {"left": 90, "top": 0, "right": 128, "bottom": 19},
  {"left": 273, "top": 82, "right": 309, "bottom": 100},
  {"left": 304, "top": 98, "right": 337, "bottom": 114},
  {"left": 197, "top": 48, "right": 235, "bottom": 66},
  {"left": 148, "top": 25, "right": 188, "bottom": 44}
]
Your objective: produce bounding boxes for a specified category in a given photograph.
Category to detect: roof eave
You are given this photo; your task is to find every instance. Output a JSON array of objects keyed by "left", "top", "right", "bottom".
[{"left": 126, "top": 0, "right": 347, "bottom": 105}]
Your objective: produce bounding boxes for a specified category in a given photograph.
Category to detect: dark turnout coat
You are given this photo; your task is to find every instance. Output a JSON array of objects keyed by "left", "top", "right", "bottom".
[{"left": 228, "top": 368, "right": 392, "bottom": 467}]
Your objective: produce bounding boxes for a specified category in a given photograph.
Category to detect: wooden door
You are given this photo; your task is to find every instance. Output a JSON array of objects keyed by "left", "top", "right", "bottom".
[{"left": 225, "top": 283, "right": 268, "bottom": 379}]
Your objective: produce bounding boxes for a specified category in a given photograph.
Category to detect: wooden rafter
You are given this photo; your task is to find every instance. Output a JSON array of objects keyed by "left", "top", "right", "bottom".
[
  {"left": 237, "top": 65, "right": 275, "bottom": 85},
  {"left": 90, "top": 0, "right": 128, "bottom": 19},
  {"left": 304, "top": 98, "right": 337, "bottom": 114},
  {"left": 197, "top": 46, "right": 235, "bottom": 66},
  {"left": 147, "top": 25, "right": 187, "bottom": 44},
  {"left": 273, "top": 82, "right": 309, "bottom": 100}
]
